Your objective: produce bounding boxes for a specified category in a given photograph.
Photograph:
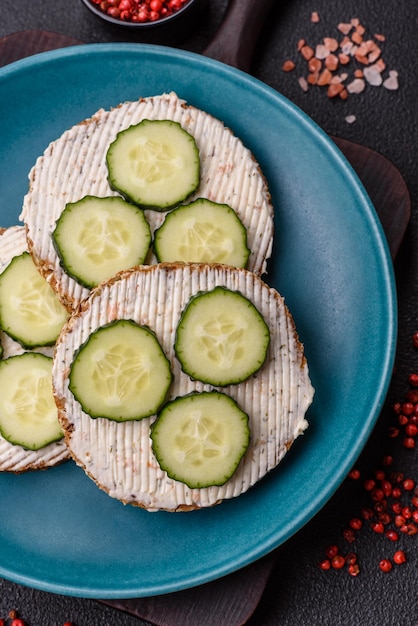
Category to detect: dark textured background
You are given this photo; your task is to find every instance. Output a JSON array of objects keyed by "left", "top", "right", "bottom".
[{"left": 1, "top": 0, "right": 418, "bottom": 624}]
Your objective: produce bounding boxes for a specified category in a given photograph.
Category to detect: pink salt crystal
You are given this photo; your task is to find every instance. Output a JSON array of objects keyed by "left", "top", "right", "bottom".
[
  {"left": 301, "top": 45, "right": 315, "bottom": 60},
  {"left": 323, "top": 37, "right": 339, "bottom": 51},
  {"left": 311, "top": 11, "right": 320, "bottom": 23},
  {"left": 372, "top": 58, "right": 386, "bottom": 72},
  {"left": 330, "top": 73, "right": 348, "bottom": 85},
  {"left": 347, "top": 78, "right": 366, "bottom": 94},
  {"left": 383, "top": 70, "right": 399, "bottom": 90},
  {"left": 368, "top": 46, "right": 382, "bottom": 63},
  {"left": 363, "top": 66, "right": 383, "bottom": 86},
  {"left": 315, "top": 44, "right": 329, "bottom": 59},
  {"left": 356, "top": 42, "right": 371, "bottom": 57},
  {"left": 325, "top": 54, "right": 339, "bottom": 71},
  {"left": 337, "top": 22, "right": 353, "bottom": 35},
  {"left": 298, "top": 76, "right": 309, "bottom": 92},
  {"left": 345, "top": 115, "right": 357, "bottom": 124},
  {"left": 340, "top": 41, "right": 354, "bottom": 55},
  {"left": 338, "top": 53, "right": 351, "bottom": 65},
  {"left": 363, "top": 39, "right": 376, "bottom": 53}
]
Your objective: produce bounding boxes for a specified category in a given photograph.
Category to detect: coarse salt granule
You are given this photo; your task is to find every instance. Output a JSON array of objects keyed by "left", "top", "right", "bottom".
[{"left": 383, "top": 70, "right": 399, "bottom": 90}]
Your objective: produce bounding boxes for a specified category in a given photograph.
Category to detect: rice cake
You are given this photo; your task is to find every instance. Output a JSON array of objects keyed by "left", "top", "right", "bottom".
[
  {"left": 0, "top": 226, "right": 69, "bottom": 472},
  {"left": 53, "top": 262, "right": 314, "bottom": 512},
  {"left": 21, "top": 92, "right": 274, "bottom": 311}
]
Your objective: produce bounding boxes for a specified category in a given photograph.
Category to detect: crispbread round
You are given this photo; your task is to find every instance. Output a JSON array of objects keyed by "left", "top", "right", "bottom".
[
  {"left": 53, "top": 263, "right": 314, "bottom": 511},
  {"left": 21, "top": 92, "right": 274, "bottom": 311},
  {"left": 0, "top": 226, "right": 69, "bottom": 472}
]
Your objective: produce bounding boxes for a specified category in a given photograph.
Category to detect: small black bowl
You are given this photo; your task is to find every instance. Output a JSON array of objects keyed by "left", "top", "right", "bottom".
[{"left": 79, "top": 0, "right": 207, "bottom": 43}]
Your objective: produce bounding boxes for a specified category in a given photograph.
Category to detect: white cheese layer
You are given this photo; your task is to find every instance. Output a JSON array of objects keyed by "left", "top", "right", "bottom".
[
  {"left": 0, "top": 226, "right": 69, "bottom": 472},
  {"left": 21, "top": 92, "right": 274, "bottom": 311},
  {"left": 53, "top": 263, "right": 314, "bottom": 511}
]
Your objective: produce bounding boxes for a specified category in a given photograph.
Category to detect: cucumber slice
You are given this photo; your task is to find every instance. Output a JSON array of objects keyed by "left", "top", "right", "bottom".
[
  {"left": 106, "top": 119, "right": 200, "bottom": 211},
  {"left": 69, "top": 319, "right": 173, "bottom": 421},
  {"left": 151, "top": 391, "right": 250, "bottom": 488},
  {"left": 154, "top": 198, "right": 250, "bottom": 267},
  {"left": 175, "top": 286, "right": 270, "bottom": 386},
  {"left": 52, "top": 195, "right": 152, "bottom": 288},
  {"left": 0, "top": 252, "right": 69, "bottom": 348},
  {"left": 0, "top": 353, "right": 63, "bottom": 450}
]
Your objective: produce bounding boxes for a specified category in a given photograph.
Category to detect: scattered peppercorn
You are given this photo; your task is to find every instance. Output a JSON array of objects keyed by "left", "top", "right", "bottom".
[
  {"left": 331, "top": 554, "right": 346, "bottom": 569},
  {"left": 318, "top": 330, "right": 418, "bottom": 576},
  {"left": 385, "top": 529, "right": 399, "bottom": 541},
  {"left": 325, "top": 545, "right": 339, "bottom": 559},
  {"left": 393, "top": 550, "right": 406, "bottom": 564},
  {"left": 349, "top": 518, "right": 363, "bottom": 530},
  {"left": 379, "top": 559, "right": 393, "bottom": 572},
  {"left": 348, "top": 563, "right": 360, "bottom": 576}
]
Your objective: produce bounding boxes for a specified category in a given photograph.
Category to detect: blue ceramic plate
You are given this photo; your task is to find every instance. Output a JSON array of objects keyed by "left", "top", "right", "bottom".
[{"left": 0, "top": 44, "right": 396, "bottom": 598}]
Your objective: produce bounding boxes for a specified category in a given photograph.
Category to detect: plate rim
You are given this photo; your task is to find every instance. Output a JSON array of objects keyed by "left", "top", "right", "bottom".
[{"left": 0, "top": 42, "right": 397, "bottom": 598}]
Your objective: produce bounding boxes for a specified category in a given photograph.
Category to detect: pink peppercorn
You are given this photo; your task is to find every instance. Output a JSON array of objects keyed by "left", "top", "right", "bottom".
[
  {"left": 408, "top": 373, "right": 418, "bottom": 386},
  {"left": 348, "top": 563, "right": 360, "bottom": 576},
  {"left": 370, "top": 521, "right": 385, "bottom": 534},
  {"left": 331, "top": 554, "right": 346, "bottom": 569},
  {"left": 379, "top": 559, "right": 393, "bottom": 572},
  {"left": 385, "top": 529, "right": 399, "bottom": 541},
  {"left": 349, "top": 518, "right": 363, "bottom": 530},
  {"left": 393, "top": 550, "right": 406, "bottom": 564},
  {"left": 325, "top": 545, "right": 339, "bottom": 558}
]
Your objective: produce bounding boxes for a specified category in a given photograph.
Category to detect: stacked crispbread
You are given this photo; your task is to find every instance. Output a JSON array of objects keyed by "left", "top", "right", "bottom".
[{"left": 1, "top": 93, "right": 314, "bottom": 510}]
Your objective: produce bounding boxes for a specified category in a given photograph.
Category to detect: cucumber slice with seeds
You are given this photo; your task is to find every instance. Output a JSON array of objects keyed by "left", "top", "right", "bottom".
[
  {"left": 151, "top": 391, "right": 250, "bottom": 488},
  {"left": 0, "top": 353, "right": 63, "bottom": 450},
  {"left": 52, "top": 195, "right": 152, "bottom": 289},
  {"left": 175, "top": 286, "right": 270, "bottom": 386},
  {"left": 106, "top": 119, "right": 200, "bottom": 211},
  {"left": 0, "top": 252, "right": 69, "bottom": 348},
  {"left": 154, "top": 198, "right": 250, "bottom": 267},
  {"left": 69, "top": 319, "right": 173, "bottom": 421}
]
